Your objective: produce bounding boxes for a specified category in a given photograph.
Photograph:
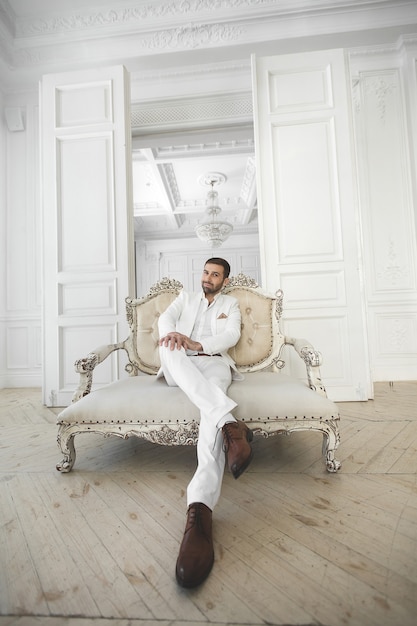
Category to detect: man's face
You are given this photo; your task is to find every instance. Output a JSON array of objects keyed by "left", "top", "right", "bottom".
[{"left": 201, "top": 263, "right": 228, "bottom": 296}]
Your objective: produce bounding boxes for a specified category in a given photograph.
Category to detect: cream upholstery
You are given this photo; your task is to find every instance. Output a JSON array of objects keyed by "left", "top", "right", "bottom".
[
  {"left": 56, "top": 274, "right": 341, "bottom": 473},
  {"left": 58, "top": 373, "right": 338, "bottom": 425},
  {"left": 122, "top": 281, "right": 280, "bottom": 375}
]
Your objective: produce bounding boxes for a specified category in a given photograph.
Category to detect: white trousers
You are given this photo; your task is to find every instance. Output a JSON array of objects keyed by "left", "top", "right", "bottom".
[{"left": 159, "top": 346, "right": 236, "bottom": 510}]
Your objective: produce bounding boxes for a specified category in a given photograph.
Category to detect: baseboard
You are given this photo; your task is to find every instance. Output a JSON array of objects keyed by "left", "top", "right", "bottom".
[{"left": 0, "top": 372, "right": 42, "bottom": 389}]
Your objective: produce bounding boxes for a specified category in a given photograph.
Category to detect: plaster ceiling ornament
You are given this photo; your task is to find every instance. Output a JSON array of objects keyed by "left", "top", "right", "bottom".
[{"left": 195, "top": 172, "right": 233, "bottom": 248}]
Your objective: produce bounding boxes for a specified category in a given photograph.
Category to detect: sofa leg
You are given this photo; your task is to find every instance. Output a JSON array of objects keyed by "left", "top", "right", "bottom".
[
  {"left": 57, "top": 427, "right": 76, "bottom": 472},
  {"left": 322, "top": 425, "right": 341, "bottom": 473},
  {"left": 325, "top": 450, "right": 341, "bottom": 473}
]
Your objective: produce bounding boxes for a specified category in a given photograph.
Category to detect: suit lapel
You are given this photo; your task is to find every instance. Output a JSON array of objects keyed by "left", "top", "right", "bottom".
[
  {"left": 181, "top": 292, "right": 202, "bottom": 336},
  {"left": 180, "top": 292, "right": 227, "bottom": 336},
  {"left": 210, "top": 293, "right": 224, "bottom": 333}
]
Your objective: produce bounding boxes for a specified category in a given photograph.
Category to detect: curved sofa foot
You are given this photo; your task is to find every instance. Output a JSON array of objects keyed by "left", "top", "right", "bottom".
[
  {"left": 322, "top": 425, "right": 341, "bottom": 472},
  {"left": 326, "top": 454, "right": 342, "bottom": 473},
  {"left": 56, "top": 427, "right": 76, "bottom": 472}
]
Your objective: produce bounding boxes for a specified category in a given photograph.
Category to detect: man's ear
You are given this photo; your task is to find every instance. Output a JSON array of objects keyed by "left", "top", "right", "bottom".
[{"left": 223, "top": 277, "right": 230, "bottom": 287}]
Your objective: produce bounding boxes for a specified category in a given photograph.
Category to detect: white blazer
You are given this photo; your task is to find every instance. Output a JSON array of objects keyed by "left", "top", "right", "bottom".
[{"left": 157, "top": 290, "right": 242, "bottom": 378}]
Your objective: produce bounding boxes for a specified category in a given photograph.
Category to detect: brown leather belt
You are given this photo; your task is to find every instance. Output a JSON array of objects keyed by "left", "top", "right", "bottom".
[{"left": 195, "top": 353, "right": 221, "bottom": 357}]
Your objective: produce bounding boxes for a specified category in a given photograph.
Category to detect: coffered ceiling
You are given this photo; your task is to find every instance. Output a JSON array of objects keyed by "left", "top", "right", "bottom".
[{"left": 132, "top": 137, "right": 256, "bottom": 240}]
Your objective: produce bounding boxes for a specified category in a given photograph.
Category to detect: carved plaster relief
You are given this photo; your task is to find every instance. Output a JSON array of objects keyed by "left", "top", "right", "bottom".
[
  {"left": 139, "top": 23, "right": 244, "bottom": 51},
  {"left": 15, "top": 1, "right": 271, "bottom": 37},
  {"left": 376, "top": 239, "right": 408, "bottom": 286},
  {"left": 7, "top": 21, "right": 246, "bottom": 70},
  {"left": 375, "top": 314, "right": 417, "bottom": 355},
  {"left": 351, "top": 77, "right": 361, "bottom": 114},
  {"left": 364, "top": 75, "right": 396, "bottom": 123},
  {"left": 357, "top": 69, "right": 416, "bottom": 295}
]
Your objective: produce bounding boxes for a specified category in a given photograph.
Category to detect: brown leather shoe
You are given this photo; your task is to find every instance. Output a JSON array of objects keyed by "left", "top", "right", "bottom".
[
  {"left": 222, "top": 419, "right": 254, "bottom": 479},
  {"left": 175, "top": 502, "right": 214, "bottom": 588}
]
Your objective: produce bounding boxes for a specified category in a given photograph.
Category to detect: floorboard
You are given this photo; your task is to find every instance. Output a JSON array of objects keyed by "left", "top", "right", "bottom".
[{"left": 0, "top": 383, "right": 416, "bottom": 626}]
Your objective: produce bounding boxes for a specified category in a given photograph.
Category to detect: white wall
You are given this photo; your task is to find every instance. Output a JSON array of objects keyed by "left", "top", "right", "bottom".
[
  {"left": 1, "top": 93, "right": 41, "bottom": 387},
  {"left": 1, "top": 35, "right": 417, "bottom": 389},
  {"left": 136, "top": 232, "right": 261, "bottom": 296},
  {"left": 350, "top": 37, "right": 417, "bottom": 380}
]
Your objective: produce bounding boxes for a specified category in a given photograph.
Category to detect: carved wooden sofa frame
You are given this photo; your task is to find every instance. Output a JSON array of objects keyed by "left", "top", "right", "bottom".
[{"left": 56, "top": 274, "right": 341, "bottom": 473}]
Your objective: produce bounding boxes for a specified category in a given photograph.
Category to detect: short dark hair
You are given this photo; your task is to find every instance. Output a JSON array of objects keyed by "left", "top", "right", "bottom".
[{"left": 205, "top": 257, "right": 231, "bottom": 278}]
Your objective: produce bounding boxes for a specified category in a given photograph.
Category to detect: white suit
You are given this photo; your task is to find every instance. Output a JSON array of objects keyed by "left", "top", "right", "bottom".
[{"left": 158, "top": 290, "right": 241, "bottom": 510}]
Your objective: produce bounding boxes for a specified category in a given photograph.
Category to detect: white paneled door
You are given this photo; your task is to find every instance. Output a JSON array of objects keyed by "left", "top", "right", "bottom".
[
  {"left": 252, "top": 50, "right": 372, "bottom": 401},
  {"left": 41, "top": 66, "right": 135, "bottom": 406}
]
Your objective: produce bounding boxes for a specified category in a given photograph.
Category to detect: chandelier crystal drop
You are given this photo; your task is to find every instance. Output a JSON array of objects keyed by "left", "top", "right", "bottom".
[{"left": 195, "top": 175, "right": 233, "bottom": 248}]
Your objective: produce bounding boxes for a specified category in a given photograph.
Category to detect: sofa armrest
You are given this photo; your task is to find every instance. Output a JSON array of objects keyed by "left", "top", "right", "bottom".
[
  {"left": 72, "top": 341, "right": 127, "bottom": 402},
  {"left": 284, "top": 336, "right": 327, "bottom": 397}
]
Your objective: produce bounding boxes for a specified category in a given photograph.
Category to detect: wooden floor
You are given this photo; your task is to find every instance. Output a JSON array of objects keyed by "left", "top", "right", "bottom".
[{"left": 0, "top": 383, "right": 416, "bottom": 626}]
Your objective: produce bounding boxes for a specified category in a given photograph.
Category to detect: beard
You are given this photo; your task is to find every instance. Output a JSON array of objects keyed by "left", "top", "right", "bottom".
[{"left": 202, "top": 281, "right": 222, "bottom": 295}]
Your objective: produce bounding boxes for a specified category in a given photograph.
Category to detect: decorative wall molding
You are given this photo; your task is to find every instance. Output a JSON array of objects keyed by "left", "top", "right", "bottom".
[
  {"left": 9, "top": 1, "right": 414, "bottom": 40},
  {"left": 13, "top": 0, "right": 275, "bottom": 37},
  {"left": 0, "top": 371, "right": 42, "bottom": 388},
  {"left": 349, "top": 41, "right": 400, "bottom": 60},
  {"left": 349, "top": 33, "right": 417, "bottom": 62},
  {"left": 131, "top": 92, "right": 253, "bottom": 132},
  {"left": 5, "top": 321, "right": 41, "bottom": 372},
  {"left": 387, "top": 318, "right": 409, "bottom": 353},
  {"left": 376, "top": 239, "right": 409, "bottom": 285},
  {"left": 137, "top": 22, "right": 245, "bottom": 51},
  {"left": 240, "top": 157, "right": 256, "bottom": 205},
  {"left": 364, "top": 75, "right": 396, "bottom": 121},
  {"left": 2, "top": 0, "right": 417, "bottom": 92},
  {"left": 131, "top": 58, "right": 251, "bottom": 83},
  {"left": 161, "top": 163, "right": 181, "bottom": 206},
  {"left": 350, "top": 43, "right": 417, "bottom": 381},
  {"left": 153, "top": 138, "right": 255, "bottom": 159},
  {"left": 374, "top": 311, "right": 417, "bottom": 355}
]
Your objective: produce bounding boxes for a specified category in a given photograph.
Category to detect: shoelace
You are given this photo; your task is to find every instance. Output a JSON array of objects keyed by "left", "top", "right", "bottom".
[
  {"left": 185, "top": 504, "right": 211, "bottom": 542},
  {"left": 222, "top": 422, "right": 237, "bottom": 451},
  {"left": 185, "top": 504, "right": 200, "bottom": 532}
]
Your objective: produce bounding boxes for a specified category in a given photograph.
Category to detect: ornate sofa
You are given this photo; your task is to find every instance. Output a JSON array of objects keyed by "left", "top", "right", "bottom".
[{"left": 56, "top": 274, "right": 341, "bottom": 473}]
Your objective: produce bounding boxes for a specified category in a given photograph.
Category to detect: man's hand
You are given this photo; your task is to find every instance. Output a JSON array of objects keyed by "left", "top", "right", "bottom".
[{"left": 159, "top": 332, "right": 202, "bottom": 352}]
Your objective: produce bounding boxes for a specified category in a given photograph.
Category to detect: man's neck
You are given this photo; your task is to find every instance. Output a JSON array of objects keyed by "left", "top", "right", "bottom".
[{"left": 204, "top": 291, "right": 220, "bottom": 305}]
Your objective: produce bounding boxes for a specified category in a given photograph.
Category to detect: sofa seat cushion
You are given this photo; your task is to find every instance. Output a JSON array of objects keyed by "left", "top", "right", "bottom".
[{"left": 58, "top": 371, "right": 339, "bottom": 426}]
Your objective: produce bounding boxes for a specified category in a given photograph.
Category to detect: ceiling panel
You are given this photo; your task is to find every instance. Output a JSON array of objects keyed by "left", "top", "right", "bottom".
[{"left": 133, "top": 143, "right": 257, "bottom": 240}]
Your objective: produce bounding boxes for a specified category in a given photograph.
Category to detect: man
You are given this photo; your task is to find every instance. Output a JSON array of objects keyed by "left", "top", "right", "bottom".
[{"left": 158, "top": 257, "right": 253, "bottom": 588}]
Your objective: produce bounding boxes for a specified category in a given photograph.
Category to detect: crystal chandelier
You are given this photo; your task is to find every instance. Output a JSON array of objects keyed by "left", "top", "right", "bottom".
[{"left": 195, "top": 173, "right": 233, "bottom": 248}]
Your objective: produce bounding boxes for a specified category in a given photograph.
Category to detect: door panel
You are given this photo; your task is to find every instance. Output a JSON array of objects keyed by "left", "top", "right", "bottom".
[
  {"left": 252, "top": 50, "right": 372, "bottom": 400},
  {"left": 41, "top": 65, "right": 134, "bottom": 406}
]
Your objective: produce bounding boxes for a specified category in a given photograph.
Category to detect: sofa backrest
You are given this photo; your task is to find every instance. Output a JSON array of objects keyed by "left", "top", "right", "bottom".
[
  {"left": 123, "top": 274, "right": 285, "bottom": 375},
  {"left": 224, "top": 277, "right": 285, "bottom": 372}
]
